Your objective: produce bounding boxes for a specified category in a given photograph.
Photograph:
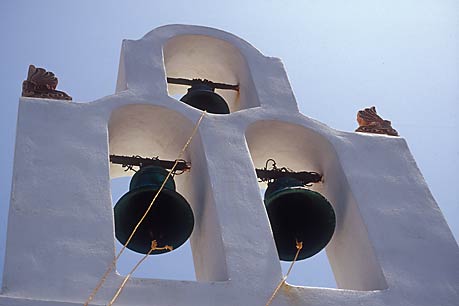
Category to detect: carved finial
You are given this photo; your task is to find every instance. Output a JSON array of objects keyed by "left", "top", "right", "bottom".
[
  {"left": 22, "top": 65, "right": 72, "bottom": 101},
  {"left": 355, "top": 106, "right": 398, "bottom": 136}
]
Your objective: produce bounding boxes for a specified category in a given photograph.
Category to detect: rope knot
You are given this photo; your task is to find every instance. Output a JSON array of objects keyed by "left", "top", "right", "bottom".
[
  {"left": 150, "top": 240, "right": 174, "bottom": 252},
  {"left": 296, "top": 240, "right": 303, "bottom": 250}
]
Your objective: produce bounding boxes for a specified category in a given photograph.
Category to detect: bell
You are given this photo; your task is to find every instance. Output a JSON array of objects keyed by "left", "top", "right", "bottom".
[
  {"left": 264, "top": 177, "right": 336, "bottom": 261},
  {"left": 180, "top": 82, "right": 230, "bottom": 114},
  {"left": 114, "top": 165, "right": 194, "bottom": 255}
]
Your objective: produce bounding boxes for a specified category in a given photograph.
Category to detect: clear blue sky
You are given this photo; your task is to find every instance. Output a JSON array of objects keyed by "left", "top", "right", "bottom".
[{"left": 1, "top": 0, "right": 457, "bottom": 289}]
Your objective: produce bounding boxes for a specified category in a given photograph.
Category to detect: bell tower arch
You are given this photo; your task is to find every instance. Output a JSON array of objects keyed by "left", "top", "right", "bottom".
[{"left": 1, "top": 24, "right": 458, "bottom": 306}]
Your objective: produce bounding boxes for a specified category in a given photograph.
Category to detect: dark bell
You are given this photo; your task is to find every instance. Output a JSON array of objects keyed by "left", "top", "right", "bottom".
[
  {"left": 180, "top": 82, "right": 230, "bottom": 114},
  {"left": 114, "top": 165, "right": 194, "bottom": 255},
  {"left": 264, "top": 177, "right": 336, "bottom": 261}
]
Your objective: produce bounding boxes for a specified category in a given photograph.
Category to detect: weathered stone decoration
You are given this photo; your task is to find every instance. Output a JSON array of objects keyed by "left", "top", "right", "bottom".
[
  {"left": 22, "top": 65, "right": 72, "bottom": 100},
  {"left": 355, "top": 106, "right": 398, "bottom": 136}
]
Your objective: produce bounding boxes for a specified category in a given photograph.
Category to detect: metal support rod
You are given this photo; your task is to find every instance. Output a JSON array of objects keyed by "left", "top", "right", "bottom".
[
  {"left": 109, "top": 155, "right": 191, "bottom": 171},
  {"left": 255, "top": 169, "right": 322, "bottom": 185},
  {"left": 167, "top": 77, "right": 239, "bottom": 91}
]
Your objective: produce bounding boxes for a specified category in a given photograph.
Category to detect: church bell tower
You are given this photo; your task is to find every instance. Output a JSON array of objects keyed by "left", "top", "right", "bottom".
[{"left": 1, "top": 25, "right": 458, "bottom": 306}]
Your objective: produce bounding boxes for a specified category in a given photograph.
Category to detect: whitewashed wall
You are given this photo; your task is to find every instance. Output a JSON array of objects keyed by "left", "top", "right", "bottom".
[{"left": 1, "top": 25, "right": 457, "bottom": 306}]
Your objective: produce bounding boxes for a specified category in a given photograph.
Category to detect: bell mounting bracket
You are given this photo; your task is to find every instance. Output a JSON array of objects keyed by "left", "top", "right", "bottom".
[
  {"left": 110, "top": 156, "right": 321, "bottom": 185},
  {"left": 255, "top": 159, "right": 322, "bottom": 186},
  {"left": 109, "top": 154, "right": 191, "bottom": 174},
  {"left": 167, "top": 77, "right": 239, "bottom": 91}
]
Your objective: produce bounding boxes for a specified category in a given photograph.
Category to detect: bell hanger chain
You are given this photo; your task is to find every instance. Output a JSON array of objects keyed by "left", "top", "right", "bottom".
[
  {"left": 167, "top": 77, "right": 239, "bottom": 91},
  {"left": 256, "top": 158, "right": 322, "bottom": 186},
  {"left": 109, "top": 154, "right": 191, "bottom": 175}
]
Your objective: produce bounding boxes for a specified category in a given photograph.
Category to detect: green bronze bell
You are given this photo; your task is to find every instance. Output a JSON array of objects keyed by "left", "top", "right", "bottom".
[
  {"left": 180, "top": 82, "right": 230, "bottom": 114},
  {"left": 114, "top": 165, "right": 194, "bottom": 255},
  {"left": 264, "top": 177, "right": 336, "bottom": 261}
]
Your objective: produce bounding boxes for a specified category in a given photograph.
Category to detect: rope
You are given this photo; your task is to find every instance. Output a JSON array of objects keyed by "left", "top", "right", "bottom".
[
  {"left": 83, "top": 111, "right": 207, "bottom": 306},
  {"left": 265, "top": 240, "right": 303, "bottom": 306},
  {"left": 107, "top": 240, "right": 172, "bottom": 306}
]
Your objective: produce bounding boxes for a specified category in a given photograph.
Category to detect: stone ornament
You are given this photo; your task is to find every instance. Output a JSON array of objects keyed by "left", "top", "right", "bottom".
[
  {"left": 355, "top": 106, "right": 398, "bottom": 136},
  {"left": 22, "top": 65, "right": 72, "bottom": 101}
]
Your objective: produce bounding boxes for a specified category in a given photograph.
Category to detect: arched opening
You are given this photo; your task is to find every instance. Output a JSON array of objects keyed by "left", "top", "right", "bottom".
[
  {"left": 163, "top": 35, "right": 260, "bottom": 113},
  {"left": 108, "top": 104, "right": 197, "bottom": 281},
  {"left": 246, "top": 120, "right": 387, "bottom": 290},
  {"left": 108, "top": 103, "right": 229, "bottom": 282}
]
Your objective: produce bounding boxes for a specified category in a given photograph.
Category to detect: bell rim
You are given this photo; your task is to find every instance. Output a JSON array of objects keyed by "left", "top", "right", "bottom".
[{"left": 114, "top": 185, "right": 194, "bottom": 255}]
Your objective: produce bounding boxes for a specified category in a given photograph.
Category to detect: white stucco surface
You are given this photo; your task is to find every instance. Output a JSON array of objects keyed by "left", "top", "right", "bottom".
[{"left": 1, "top": 25, "right": 458, "bottom": 306}]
